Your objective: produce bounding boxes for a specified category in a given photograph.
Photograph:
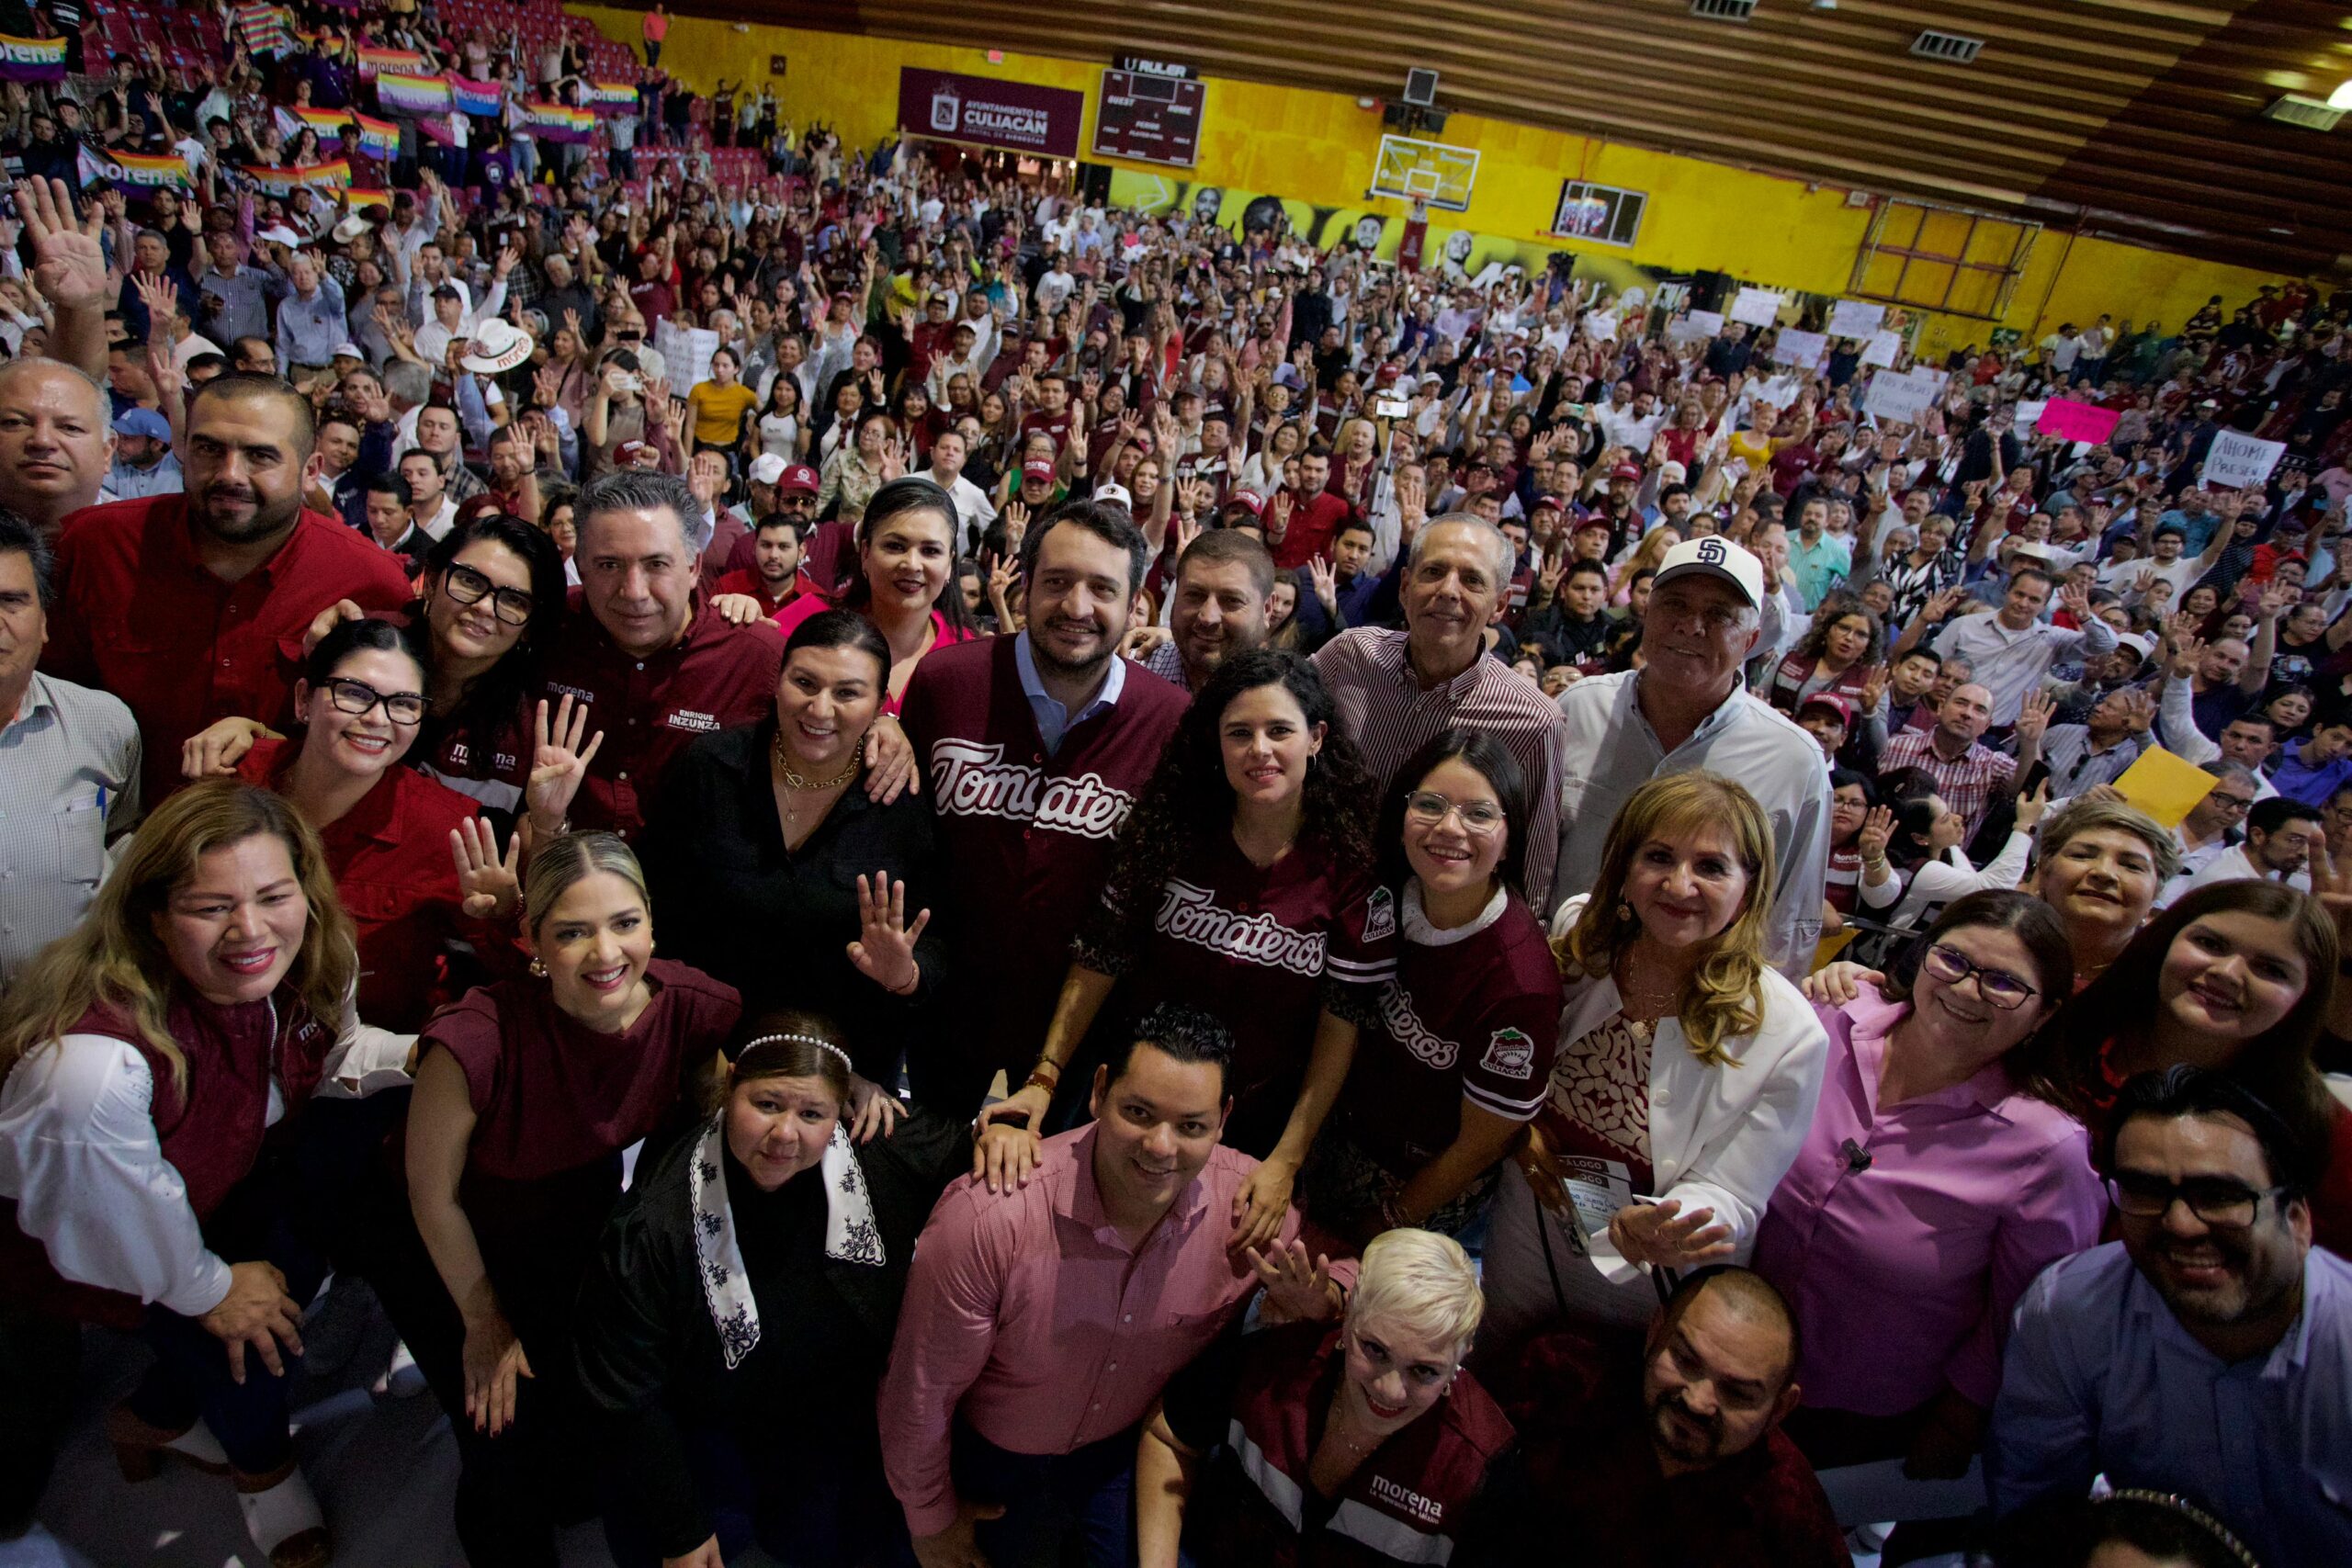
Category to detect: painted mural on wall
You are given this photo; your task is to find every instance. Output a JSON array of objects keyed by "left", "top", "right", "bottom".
[{"left": 1107, "top": 169, "right": 1666, "bottom": 299}]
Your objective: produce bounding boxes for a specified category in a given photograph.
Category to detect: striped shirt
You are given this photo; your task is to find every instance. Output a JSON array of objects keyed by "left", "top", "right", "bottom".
[
  {"left": 1313, "top": 628, "right": 1566, "bottom": 910},
  {"left": 1931, "top": 610, "right": 2118, "bottom": 727},
  {"left": 1878, "top": 728, "right": 2017, "bottom": 840},
  {"left": 2037, "top": 722, "right": 2149, "bottom": 798}
]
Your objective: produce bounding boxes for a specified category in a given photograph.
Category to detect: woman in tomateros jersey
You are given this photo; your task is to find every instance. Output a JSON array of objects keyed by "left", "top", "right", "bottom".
[
  {"left": 1308, "top": 730, "right": 1565, "bottom": 1247},
  {"left": 975, "top": 647, "right": 1394, "bottom": 1254}
]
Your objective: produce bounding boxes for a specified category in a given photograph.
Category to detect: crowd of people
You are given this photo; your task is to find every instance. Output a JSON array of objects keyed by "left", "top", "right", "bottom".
[{"left": 0, "top": 3, "right": 2350, "bottom": 1567}]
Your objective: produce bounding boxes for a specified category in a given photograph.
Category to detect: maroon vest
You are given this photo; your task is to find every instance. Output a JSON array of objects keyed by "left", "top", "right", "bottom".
[
  {"left": 3, "top": 990, "right": 334, "bottom": 1326},
  {"left": 1213, "top": 1325, "right": 1513, "bottom": 1567}
]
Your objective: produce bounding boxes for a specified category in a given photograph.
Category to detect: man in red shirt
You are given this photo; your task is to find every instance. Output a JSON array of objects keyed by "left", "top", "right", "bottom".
[
  {"left": 42, "top": 373, "right": 413, "bottom": 807},
  {"left": 717, "top": 515, "right": 811, "bottom": 617},
  {"left": 1266, "top": 448, "right": 1358, "bottom": 570},
  {"left": 530, "top": 470, "right": 784, "bottom": 840}
]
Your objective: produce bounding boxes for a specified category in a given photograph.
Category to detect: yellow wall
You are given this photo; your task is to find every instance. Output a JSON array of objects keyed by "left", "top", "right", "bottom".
[{"left": 580, "top": 7, "right": 2289, "bottom": 351}]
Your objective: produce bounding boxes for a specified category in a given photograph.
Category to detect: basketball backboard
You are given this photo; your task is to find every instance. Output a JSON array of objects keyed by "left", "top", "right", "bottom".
[{"left": 1371, "top": 133, "right": 1478, "bottom": 212}]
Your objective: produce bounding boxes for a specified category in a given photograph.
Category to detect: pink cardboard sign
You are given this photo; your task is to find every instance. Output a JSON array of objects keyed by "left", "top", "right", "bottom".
[{"left": 2036, "top": 399, "right": 2120, "bottom": 444}]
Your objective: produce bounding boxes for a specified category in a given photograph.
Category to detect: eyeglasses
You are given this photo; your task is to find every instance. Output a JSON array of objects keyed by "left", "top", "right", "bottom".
[
  {"left": 1404, "top": 791, "right": 1506, "bottom": 835},
  {"left": 324, "top": 678, "right": 426, "bottom": 727},
  {"left": 442, "top": 563, "right": 535, "bottom": 626},
  {"left": 2209, "top": 793, "right": 2256, "bottom": 815},
  {"left": 2109, "top": 1173, "right": 2289, "bottom": 1230},
  {"left": 1920, "top": 942, "right": 2039, "bottom": 1010}
]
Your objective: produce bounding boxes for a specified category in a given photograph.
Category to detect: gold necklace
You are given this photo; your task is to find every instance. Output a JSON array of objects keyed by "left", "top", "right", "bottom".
[{"left": 771, "top": 728, "right": 862, "bottom": 794}]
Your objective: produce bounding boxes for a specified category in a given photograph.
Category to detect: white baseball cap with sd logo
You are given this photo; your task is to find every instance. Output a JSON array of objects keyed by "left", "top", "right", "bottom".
[{"left": 1653, "top": 535, "right": 1766, "bottom": 607}]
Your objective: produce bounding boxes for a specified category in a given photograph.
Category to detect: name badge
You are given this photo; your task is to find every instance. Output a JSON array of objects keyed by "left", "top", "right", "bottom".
[{"left": 1558, "top": 1154, "right": 1634, "bottom": 1244}]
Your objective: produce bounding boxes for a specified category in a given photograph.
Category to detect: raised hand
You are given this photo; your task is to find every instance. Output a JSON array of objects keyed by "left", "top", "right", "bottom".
[
  {"left": 14, "top": 176, "right": 112, "bottom": 313},
  {"left": 1856, "top": 805, "right": 1894, "bottom": 864},
  {"left": 1308, "top": 553, "right": 1340, "bottom": 615},
  {"left": 2016, "top": 689, "right": 2056, "bottom": 745},
  {"left": 2014, "top": 776, "right": 2052, "bottom": 831},
  {"left": 846, "top": 872, "right": 930, "bottom": 997},
  {"left": 449, "top": 818, "right": 522, "bottom": 921},
  {"left": 526, "top": 695, "right": 605, "bottom": 837},
  {"left": 1244, "top": 1238, "right": 1340, "bottom": 1325}
]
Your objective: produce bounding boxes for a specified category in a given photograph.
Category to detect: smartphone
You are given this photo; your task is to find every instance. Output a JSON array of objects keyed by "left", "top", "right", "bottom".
[{"left": 1375, "top": 397, "right": 1410, "bottom": 419}]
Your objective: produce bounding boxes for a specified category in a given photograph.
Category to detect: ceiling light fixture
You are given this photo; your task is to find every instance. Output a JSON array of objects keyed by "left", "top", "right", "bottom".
[{"left": 2330, "top": 78, "right": 2352, "bottom": 110}]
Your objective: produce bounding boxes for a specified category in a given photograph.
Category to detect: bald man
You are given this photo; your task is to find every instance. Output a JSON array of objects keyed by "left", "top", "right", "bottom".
[
  {"left": 0, "top": 358, "right": 116, "bottom": 536},
  {"left": 1457, "top": 1269, "right": 1846, "bottom": 1567}
]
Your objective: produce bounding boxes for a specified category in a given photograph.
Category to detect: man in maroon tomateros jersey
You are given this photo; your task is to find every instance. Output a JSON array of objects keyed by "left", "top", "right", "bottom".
[
  {"left": 898, "top": 498, "right": 1187, "bottom": 1117},
  {"left": 531, "top": 470, "right": 784, "bottom": 840}
]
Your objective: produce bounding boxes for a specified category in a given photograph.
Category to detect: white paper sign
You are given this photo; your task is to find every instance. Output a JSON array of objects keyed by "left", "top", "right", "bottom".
[
  {"left": 1729, "top": 287, "right": 1782, "bottom": 328},
  {"left": 1861, "top": 329, "right": 1903, "bottom": 367},
  {"left": 2203, "top": 429, "right": 2286, "bottom": 490},
  {"left": 655, "top": 319, "right": 720, "bottom": 393},
  {"left": 1665, "top": 315, "right": 1711, "bottom": 346},
  {"left": 1751, "top": 376, "right": 1802, "bottom": 411},
  {"left": 1862, "top": 367, "right": 1941, "bottom": 425},
  {"left": 2015, "top": 399, "right": 2047, "bottom": 434},
  {"left": 1680, "top": 309, "right": 1724, "bottom": 341},
  {"left": 1772, "top": 329, "right": 1826, "bottom": 367},
  {"left": 1582, "top": 310, "right": 1618, "bottom": 342},
  {"left": 1826, "top": 299, "right": 1886, "bottom": 339}
]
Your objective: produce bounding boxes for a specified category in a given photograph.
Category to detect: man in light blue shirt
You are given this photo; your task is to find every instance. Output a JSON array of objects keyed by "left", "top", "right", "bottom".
[
  {"left": 1991, "top": 1066, "right": 2352, "bottom": 1568},
  {"left": 274, "top": 251, "right": 349, "bottom": 386}
]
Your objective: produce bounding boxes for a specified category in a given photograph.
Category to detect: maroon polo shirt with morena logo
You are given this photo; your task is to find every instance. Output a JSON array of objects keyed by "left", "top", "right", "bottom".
[
  {"left": 899, "top": 634, "right": 1187, "bottom": 1087},
  {"left": 534, "top": 592, "right": 785, "bottom": 840}
]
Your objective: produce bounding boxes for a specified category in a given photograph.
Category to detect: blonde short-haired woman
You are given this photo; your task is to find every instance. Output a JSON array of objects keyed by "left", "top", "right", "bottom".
[{"left": 1136, "top": 1228, "right": 1511, "bottom": 1568}]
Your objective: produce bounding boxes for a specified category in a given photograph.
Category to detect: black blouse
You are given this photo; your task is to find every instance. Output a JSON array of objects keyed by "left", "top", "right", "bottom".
[
  {"left": 571, "top": 1109, "right": 968, "bottom": 1559},
  {"left": 637, "top": 716, "right": 946, "bottom": 1084}
]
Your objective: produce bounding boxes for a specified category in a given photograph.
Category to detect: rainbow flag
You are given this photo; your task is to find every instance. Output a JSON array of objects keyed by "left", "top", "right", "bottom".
[
  {"left": 243, "top": 160, "right": 351, "bottom": 196},
  {"left": 345, "top": 186, "right": 393, "bottom": 211},
  {"left": 232, "top": 5, "right": 293, "bottom": 59},
  {"left": 78, "top": 146, "right": 194, "bottom": 191},
  {"left": 0, "top": 34, "right": 66, "bottom": 83},
  {"left": 449, "top": 76, "right": 503, "bottom": 116},
  {"left": 356, "top": 47, "right": 426, "bottom": 79},
  {"left": 280, "top": 105, "right": 351, "bottom": 141},
  {"left": 351, "top": 113, "right": 399, "bottom": 161},
  {"left": 376, "top": 72, "right": 451, "bottom": 114},
  {"left": 586, "top": 82, "right": 639, "bottom": 115},
  {"left": 521, "top": 104, "right": 595, "bottom": 144}
]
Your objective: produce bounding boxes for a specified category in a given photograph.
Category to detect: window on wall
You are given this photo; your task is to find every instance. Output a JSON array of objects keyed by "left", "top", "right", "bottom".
[
  {"left": 1851, "top": 199, "right": 2039, "bottom": 320},
  {"left": 1550, "top": 181, "right": 1646, "bottom": 247}
]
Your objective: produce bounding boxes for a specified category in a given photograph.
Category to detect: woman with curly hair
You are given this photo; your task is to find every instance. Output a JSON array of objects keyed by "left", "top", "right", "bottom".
[
  {"left": 1766, "top": 596, "right": 1884, "bottom": 717},
  {"left": 974, "top": 649, "right": 1392, "bottom": 1248},
  {"left": 1479, "top": 772, "right": 1830, "bottom": 1348}
]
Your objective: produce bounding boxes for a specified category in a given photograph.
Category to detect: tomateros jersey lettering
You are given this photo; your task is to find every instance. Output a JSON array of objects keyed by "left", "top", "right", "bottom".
[
  {"left": 1377, "top": 977, "right": 1458, "bottom": 1068},
  {"left": 1155, "top": 879, "right": 1329, "bottom": 976},
  {"left": 928, "top": 738, "right": 1136, "bottom": 839}
]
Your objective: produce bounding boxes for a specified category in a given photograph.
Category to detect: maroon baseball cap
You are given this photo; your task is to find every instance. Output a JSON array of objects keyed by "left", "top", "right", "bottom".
[
  {"left": 1374, "top": 362, "right": 1403, "bottom": 387},
  {"left": 775, "top": 463, "right": 820, "bottom": 496},
  {"left": 1222, "top": 491, "right": 1265, "bottom": 517},
  {"left": 1609, "top": 462, "right": 1643, "bottom": 482},
  {"left": 614, "top": 440, "right": 651, "bottom": 467},
  {"left": 1023, "top": 460, "right": 1057, "bottom": 481},
  {"left": 1798, "top": 693, "right": 1855, "bottom": 727},
  {"left": 1532, "top": 492, "right": 1566, "bottom": 513}
]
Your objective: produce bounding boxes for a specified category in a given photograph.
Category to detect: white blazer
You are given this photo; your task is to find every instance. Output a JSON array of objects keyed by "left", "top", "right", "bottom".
[{"left": 1550, "top": 896, "right": 1830, "bottom": 1282}]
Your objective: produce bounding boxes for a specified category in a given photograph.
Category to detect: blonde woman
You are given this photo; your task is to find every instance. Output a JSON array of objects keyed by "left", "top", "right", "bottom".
[
  {"left": 1136, "top": 1229, "right": 1511, "bottom": 1568},
  {"left": 1481, "top": 772, "right": 1829, "bottom": 1348},
  {"left": 1608, "top": 526, "right": 1679, "bottom": 608},
  {"left": 0, "top": 782, "right": 413, "bottom": 1568}
]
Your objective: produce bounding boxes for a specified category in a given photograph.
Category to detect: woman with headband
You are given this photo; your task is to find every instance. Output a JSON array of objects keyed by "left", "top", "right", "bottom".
[{"left": 573, "top": 1013, "right": 969, "bottom": 1568}]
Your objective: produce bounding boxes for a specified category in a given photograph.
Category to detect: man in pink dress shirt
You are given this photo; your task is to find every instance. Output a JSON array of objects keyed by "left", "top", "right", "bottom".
[{"left": 877, "top": 1003, "right": 1340, "bottom": 1568}]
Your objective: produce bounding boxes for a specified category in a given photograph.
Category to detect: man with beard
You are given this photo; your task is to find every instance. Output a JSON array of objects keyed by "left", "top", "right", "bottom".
[
  {"left": 1139, "top": 529, "right": 1271, "bottom": 693},
  {"left": 40, "top": 374, "right": 413, "bottom": 808},
  {"left": 1455, "top": 1268, "right": 1844, "bottom": 1567},
  {"left": 894, "top": 498, "right": 1188, "bottom": 1117},
  {"left": 0, "top": 360, "right": 116, "bottom": 535},
  {"left": 1992, "top": 1067, "right": 2352, "bottom": 1568}
]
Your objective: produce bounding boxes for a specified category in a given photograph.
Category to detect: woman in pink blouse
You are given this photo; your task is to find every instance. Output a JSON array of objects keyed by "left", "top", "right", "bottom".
[{"left": 1753, "top": 891, "right": 2105, "bottom": 1478}]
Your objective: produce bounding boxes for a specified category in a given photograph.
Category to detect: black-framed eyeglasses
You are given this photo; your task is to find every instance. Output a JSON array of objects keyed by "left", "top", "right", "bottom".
[
  {"left": 2209, "top": 793, "right": 2256, "bottom": 815},
  {"left": 442, "top": 562, "right": 535, "bottom": 626},
  {"left": 2109, "top": 1172, "right": 2289, "bottom": 1230},
  {"left": 325, "top": 678, "right": 426, "bottom": 726},
  {"left": 1921, "top": 942, "right": 2039, "bottom": 1010},
  {"left": 1404, "top": 791, "right": 1506, "bottom": 835}
]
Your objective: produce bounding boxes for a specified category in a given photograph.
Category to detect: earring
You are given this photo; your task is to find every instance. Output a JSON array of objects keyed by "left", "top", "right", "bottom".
[
  {"left": 1616, "top": 899, "right": 1634, "bottom": 924},
  {"left": 528, "top": 956, "right": 548, "bottom": 978}
]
